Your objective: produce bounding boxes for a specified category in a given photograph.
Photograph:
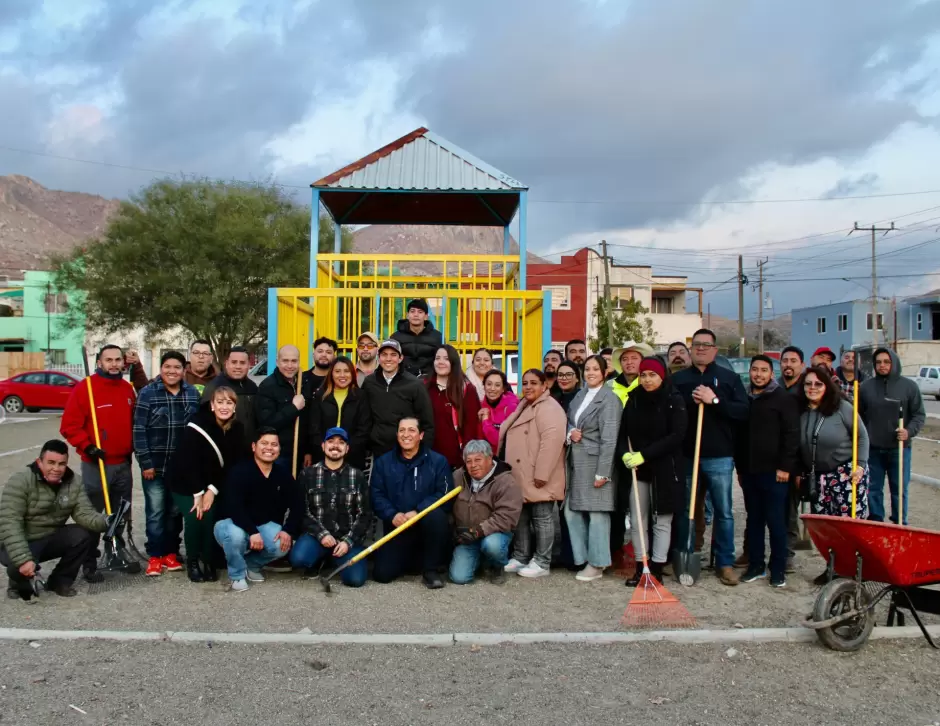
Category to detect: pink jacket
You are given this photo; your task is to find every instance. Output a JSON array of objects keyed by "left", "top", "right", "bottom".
[
  {"left": 480, "top": 391, "right": 520, "bottom": 451},
  {"left": 497, "top": 391, "right": 567, "bottom": 504}
]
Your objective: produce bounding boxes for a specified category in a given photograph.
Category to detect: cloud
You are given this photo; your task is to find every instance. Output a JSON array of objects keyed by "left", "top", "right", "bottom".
[{"left": 822, "top": 173, "right": 881, "bottom": 199}]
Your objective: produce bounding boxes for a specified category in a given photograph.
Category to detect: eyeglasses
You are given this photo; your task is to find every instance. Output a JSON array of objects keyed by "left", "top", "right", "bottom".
[
  {"left": 804, "top": 380, "right": 826, "bottom": 389},
  {"left": 557, "top": 372, "right": 576, "bottom": 379},
  {"left": 191, "top": 351, "right": 213, "bottom": 357},
  {"left": 691, "top": 342, "right": 716, "bottom": 350},
  {"left": 358, "top": 343, "right": 377, "bottom": 350}
]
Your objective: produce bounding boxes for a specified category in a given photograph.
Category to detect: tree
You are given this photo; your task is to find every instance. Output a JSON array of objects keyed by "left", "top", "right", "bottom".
[
  {"left": 589, "top": 298, "right": 656, "bottom": 351},
  {"left": 53, "top": 179, "right": 352, "bottom": 360}
]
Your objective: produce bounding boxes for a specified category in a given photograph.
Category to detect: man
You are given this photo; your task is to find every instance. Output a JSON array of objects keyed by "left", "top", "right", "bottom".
[
  {"left": 60, "top": 344, "right": 136, "bottom": 582},
  {"left": 608, "top": 341, "right": 654, "bottom": 406},
  {"left": 542, "top": 349, "right": 563, "bottom": 387},
  {"left": 371, "top": 417, "right": 453, "bottom": 588},
  {"left": 361, "top": 340, "right": 435, "bottom": 458},
  {"left": 291, "top": 428, "right": 370, "bottom": 587},
  {"left": 667, "top": 342, "right": 692, "bottom": 375},
  {"left": 449, "top": 440, "right": 522, "bottom": 585},
  {"left": 133, "top": 351, "right": 199, "bottom": 577},
  {"left": 256, "top": 345, "right": 310, "bottom": 472},
  {"left": 599, "top": 348, "right": 615, "bottom": 380},
  {"left": 735, "top": 356, "right": 799, "bottom": 588},
  {"left": 859, "top": 348, "right": 926, "bottom": 525},
  {"left": 811, "top": 346, "right": 836, "bottom": 372},
  {"left": 777, "top": 346, "right": 805, "bottom": 395},
  {"left": 0, "top": 440, "right": 114, "bottom": 599},
  {"left": 355, "top": 331, "right": 380, "bottom": 386},
  {"left": 835, "top": 349, "right": 865, "bottom": 401},
  {"left": 185, "top": 340, "right": 218, "bottom": 395},
  {"left": 213, "top": 428, "right": 304, "bottom": 592},
  {"left": 304, "top": 337, "right": 337, "bottom": 395},
  {"left": 202, "top": 346, "right": 259, "bottom": 447},
  {"left": 392, "top": 298, "right": 443, "bottom": 378},
  {"left": 673, "top": 329, "right": 749, "bottom": 586},
  {"left": 564, "top": 339, "right": 588, "bottom": 369}
]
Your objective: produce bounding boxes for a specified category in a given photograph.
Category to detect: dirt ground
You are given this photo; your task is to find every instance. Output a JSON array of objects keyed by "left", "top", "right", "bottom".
[{"left": 1, "top": 414, "right": 938, "bottom": 636}]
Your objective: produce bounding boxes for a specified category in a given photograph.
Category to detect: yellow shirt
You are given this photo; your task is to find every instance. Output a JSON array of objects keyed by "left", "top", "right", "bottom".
[{"left": 333, "top": 387, "right": 348, "bottom": 426}]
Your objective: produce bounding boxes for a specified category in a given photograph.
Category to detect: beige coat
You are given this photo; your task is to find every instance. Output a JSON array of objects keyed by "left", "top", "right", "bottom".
[{"left": 497, "top": 390, "right": 567, "bottom": 503}]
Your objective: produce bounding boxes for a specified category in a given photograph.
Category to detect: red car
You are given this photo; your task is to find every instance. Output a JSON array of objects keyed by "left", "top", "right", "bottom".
[{"left": 0, "top": 370, "right": 81, "bottom": 414}]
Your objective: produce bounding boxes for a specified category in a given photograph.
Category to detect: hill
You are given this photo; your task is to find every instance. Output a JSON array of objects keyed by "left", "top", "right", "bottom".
[{"left": 709, "top": 313, "right": 792, "bottom": 350}]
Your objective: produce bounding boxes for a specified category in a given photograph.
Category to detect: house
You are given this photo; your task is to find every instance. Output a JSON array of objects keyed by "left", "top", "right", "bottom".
[
  {"left": 0, "top": 270, "right": 85, "bottom": 365},
  {"left": 527, "top": 248, "right": 703, "bottom": 350}
]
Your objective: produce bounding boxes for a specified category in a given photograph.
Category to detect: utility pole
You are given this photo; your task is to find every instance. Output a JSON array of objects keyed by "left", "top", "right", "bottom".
[
  {"left": 757, "top": 258, "right": 767, "bottom": 353},
  {"left": 707, "top": 303, "right": 711, "bottom": 330},
  {"left": 45, "top": 280, "right": 52, "bottom": 357},
  {"left": 737, "top": 255, "right": 746, "bottom": 356},
  {"left": 850, "top": 221, "right": 894, "bottom": 347},
  {"left": 600, "top": 240, "right": 614, "bottom": 348}
]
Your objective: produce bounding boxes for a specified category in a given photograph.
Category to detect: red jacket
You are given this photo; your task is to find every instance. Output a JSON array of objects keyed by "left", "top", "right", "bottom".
[
  {"left": 60, "top": 374, "right": 136, "bottom": 465},
  {"left": 426, "top": 378, "right": 481, "bottom": 469}
]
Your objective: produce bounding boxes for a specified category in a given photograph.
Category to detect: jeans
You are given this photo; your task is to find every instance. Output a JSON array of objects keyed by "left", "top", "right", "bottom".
[
  {"left": 171, "top": 493, "right": 216, "bottom": 566},
  {"left": 449, "top": 532, "right": 512, "bottom": 584},
  {"left": 511, "top": 502, "right": 555, "bottom": 568},
  {"left": 213, "top": 519, "right": 286, "bottom": 581},
  {"left": 740, "top": 472, "right": 789, "bottom": 579},
  {"left": 0, "top": 525, "right": 95, "bottom": 591},
  {"left": 372, "top": 509, "right": 451, "bottom": 583},
  {"left": 142, "top": 474, "right": 182, "bottom": 558},
  {"left": 627, "top": 480, "right": 672, "bottom": 564},
  {"left": 677, "top": 457, "right": 735, "bottom": 569},
  {"left": 868, "top": 447, "right": 911, "bottom": 525},
  {"left": 81, "top": 460, "right": 133, "bottom": 570},
  {"left": 564, "top": 502, "right": 611, "bottom": 568},
  {"left": 288, "top": 534, "right": 367, "bottom": 587}
]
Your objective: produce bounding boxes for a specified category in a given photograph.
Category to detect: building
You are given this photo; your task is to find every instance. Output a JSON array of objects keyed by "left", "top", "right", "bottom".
[
  {"left": 0, "top": 270, "right": 85, "bottom": 364},
  {"left": 527, "top": 248, "right": 703, "bottom": 350}
]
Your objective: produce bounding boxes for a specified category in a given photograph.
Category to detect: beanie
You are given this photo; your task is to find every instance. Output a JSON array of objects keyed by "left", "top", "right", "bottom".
[{"left": 639, "top": 357, "right": 666, "bottom": 379}]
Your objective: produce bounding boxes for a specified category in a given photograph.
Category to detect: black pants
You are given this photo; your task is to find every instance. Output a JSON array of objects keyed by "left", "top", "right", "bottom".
[
  {"left": 373, "top": 509, "right": 451, "bottom": 583},
  {"left": 81, "top": 460, "right": 133, "bottom": 570},
  {"left": 0, "top": 525, "right": 96, "bottom": 592},
  {"left": 609, "top": 472, "right": 631, "bottom": 559}
]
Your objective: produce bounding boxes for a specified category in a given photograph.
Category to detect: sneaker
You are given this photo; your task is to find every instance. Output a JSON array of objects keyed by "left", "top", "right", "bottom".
[
  {"left": 263, "top": 557, "right": 292, "bottom": 573},
  {"left": 770, "top": 575, "right": 787, "bottom": 588},
  {"left": 422, "top": 571, "right": 445, "bottom": 589},
  {"left": 504, "top": 558, "right": 525, "bottom": 573},
  {"left": 740, "top": 566, "right": 767, "bottom": 583},
  {"left": 246, "top": 570, "right": 265, "bottom": 583},
  {"left": 145, "top": 557, "right": 164, "bottom": 577},
  {"left": 733, "top": 552, "right": 749, "bottom": 569},
  {"left": 518, "top": 562, "right": 550, "bottom": 578},
  {"left": 231, "top": 579, "right": 248, "bottom": 592},
  {"left": 162, "top": 554, "right": 183, "bottom": 572},
  {"left": 575, "top": 565, "right": 604, "bottom": 582},
  {"left": 716, "top": 566, "right": 740, "bottom": 586}
]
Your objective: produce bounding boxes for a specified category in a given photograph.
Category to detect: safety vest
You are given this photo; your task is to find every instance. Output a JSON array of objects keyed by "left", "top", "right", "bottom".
[{"left": 608, "top": 376, "right": 639, "bottom": 408}]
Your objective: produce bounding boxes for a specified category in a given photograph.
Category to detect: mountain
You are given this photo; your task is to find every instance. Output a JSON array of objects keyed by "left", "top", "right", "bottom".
[{"left": 708, "top": 313, "right": 792, "bottom": 349}]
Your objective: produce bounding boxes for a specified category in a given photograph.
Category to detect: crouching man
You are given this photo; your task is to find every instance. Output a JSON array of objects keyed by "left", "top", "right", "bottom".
[
  {"left": 0, "top": 440, "right": 112, "bottom": 599},
  {"left": 291, "top": 427, "right": 370, "bottom": 587},
  {"left": 449, "top": 440, "right": 522, "bottom": 585},
  {"left": 213, "top": 427, "right": 304, "bottom": 592}
]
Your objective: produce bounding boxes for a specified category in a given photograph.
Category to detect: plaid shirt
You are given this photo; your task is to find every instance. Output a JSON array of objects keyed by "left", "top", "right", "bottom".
[
  {"left": 299, "top": 462, "right": 370, "bottom": 546},
  {"left": 133, "top": 378, "right": 200, "bottom": 475},
  {"left": 834, "top": 369, "right": 864, "bottom": 402}
]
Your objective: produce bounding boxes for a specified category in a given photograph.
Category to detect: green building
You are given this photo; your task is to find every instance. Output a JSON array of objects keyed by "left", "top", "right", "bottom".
[{"left": 0, "top": 270, "right": 85, "bottom": 364}]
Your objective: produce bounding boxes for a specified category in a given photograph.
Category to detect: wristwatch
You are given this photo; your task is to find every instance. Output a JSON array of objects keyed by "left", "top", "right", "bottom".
[{"left": 711, "top": 396, "right": 719, "bottom": 405}]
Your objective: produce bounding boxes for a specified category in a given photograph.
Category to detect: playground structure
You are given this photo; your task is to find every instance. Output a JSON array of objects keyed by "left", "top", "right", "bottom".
[{"left": 266, "top": 128, "right": 551, "bottom": 380}]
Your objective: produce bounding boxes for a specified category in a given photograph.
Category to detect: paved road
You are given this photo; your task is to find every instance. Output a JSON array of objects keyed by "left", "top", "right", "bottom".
[
  {"left": 0, "top": 639, "right": 938, "bottom": 726},
  {"left": 925, "top": 398, "right": 939, "bottom": 419}
]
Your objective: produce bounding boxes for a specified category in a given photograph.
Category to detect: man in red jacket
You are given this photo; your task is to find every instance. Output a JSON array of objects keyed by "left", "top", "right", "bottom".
[{"left": 60, "top": 344, "right": 137, "bottom": 581}]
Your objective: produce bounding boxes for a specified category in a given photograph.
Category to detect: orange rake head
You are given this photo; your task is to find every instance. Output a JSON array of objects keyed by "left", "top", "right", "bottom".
[{"left": 621, "top": 568, "right": 697, "bottom": 630}]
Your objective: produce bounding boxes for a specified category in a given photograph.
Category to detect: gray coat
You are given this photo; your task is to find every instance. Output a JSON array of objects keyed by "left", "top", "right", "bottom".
[{"left": 565, "top": 385, "right": 622, "bottom": 511}]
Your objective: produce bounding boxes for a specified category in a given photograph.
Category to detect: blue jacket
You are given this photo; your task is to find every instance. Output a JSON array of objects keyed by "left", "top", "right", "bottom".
[
  {"left": 370, "top": 446, "right": 454, "bottom": 523},
  {"left": 133, "top": 378, "right": 200, "bottom": 475}
]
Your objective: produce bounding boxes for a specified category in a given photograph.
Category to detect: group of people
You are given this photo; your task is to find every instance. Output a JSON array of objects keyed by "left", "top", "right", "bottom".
[{"left": 0, "top": 295, "right": 926, "bottom": 600}]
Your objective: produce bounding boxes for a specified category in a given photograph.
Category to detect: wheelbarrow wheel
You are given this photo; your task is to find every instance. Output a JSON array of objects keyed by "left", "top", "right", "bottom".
[{"left": 813, "top": 579, "right": 875, "bottom": 652}]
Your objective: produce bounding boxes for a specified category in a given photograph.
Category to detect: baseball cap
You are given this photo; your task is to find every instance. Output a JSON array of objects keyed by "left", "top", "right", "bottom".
[
  {"left": 812, "top": 346, "right": 836, "bottom": 361},
  {"left": 323, "top": 427, "right": 349, "bottom": 443},
  {"left": 378, "top": 339, "right": 402, "bottom": 355},
  {"left": 357, "top": 331, "right": 379, "bottom": 346}
]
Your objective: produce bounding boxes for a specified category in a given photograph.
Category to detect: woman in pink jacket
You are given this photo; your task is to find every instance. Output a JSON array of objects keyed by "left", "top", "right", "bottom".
[{"left": 478, "top": 369, "right": 519, "bottom": 451}]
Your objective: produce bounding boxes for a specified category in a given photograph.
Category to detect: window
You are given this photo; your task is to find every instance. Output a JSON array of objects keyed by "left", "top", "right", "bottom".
[
  {"left": 652, "top": 297, "right": 674, "bottom": 314},
  {"left": 930, "top": 368, "right": 939, "bottom": 380},
  {"left": 611, "top": 287, "right": 635, "bottom": 310},
  {"left": 921, "top": 367, "right": 929, "bottom": 377},
  {"left": 47, "top": 349, "right": 66, "bottom": 365},
  {"left": 917, "top": 313, "right": 923, "bottom": 331},
  {"left": 47, "top": 373, "right": 73, "bottom": 386},
  {"left": 20, "top": 373, "right": 47, "bottom": 384},
  {"left": 541, "top": 285, "right": 571, "bottom": 311},
  {"left": 865, "top": 313, "right": 884, "bottom": 331},
  {"left": 817, "top": 317, "right": 826, "bottom": 334},
  {"left": 43, "top": 292, "right": 68, "bottom": 314},
  {"left": 837, "top": 314, "right": 848, "bottom": 332}
]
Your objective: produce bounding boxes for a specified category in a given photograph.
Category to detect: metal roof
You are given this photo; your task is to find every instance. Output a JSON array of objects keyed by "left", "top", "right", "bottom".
[{"left": 313, "top": 128, "right": 526, "bottom": 191}]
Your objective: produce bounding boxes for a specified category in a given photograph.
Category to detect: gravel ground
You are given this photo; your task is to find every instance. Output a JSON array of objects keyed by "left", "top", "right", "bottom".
[
  {"left": 1, "top": 415, "right": 938, "bottom": 636},
  {"left": 0, "top": 640, "right": 938, "bottom": 726}
]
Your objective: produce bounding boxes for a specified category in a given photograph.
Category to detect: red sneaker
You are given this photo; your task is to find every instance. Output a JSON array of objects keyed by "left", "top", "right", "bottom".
[
  {"left": 145, "top": 557, "right": 164, "bottom": 577},
  {"left": 162, "top": 554, "right": 183, "bottom": 572}
]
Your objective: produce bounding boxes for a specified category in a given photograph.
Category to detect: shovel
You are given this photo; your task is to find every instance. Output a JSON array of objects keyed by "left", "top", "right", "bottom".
[{"left": 673, "top": 403, "right": 704, "bottom": 586}]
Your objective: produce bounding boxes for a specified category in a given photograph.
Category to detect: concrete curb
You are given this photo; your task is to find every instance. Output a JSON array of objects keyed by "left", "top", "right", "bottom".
[
  {"left": 912, "top": 473, "right": 940, "bottom": 489},
  {"left": 0, "top": 625, "right": 937, "bottom": 647}
]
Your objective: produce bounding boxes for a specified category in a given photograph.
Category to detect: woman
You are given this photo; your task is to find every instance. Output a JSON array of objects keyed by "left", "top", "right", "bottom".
[
  {"left": 465, "top": 347, "right": 494, "bottom": 401},
  {"left": 616, "top": 357, "right": 687, "bottom": 585},
  {"left": 308, "top": 356, "right": 371, "bottom": 470},
  {"left": 167, "top": 386, "right": 244, "bottom": 583},
  {"left": 564, "top": 355, "right": 622, "bottom": 582},
  {"left": 426, "top": 345, "right": 481, "bottom": 469},
  {"left": 550, "top": 360, "right": 582, "bottom": 414},
  {"left": 499, "top": 369, "right": 567, "bottom": 578},
  {"left": 478, "top": 369, "right": 519, "bottom": 451}
]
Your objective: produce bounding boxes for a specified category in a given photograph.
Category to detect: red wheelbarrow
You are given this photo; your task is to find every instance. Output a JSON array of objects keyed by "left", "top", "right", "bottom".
[{"left": 801, "top": 514, "right": 940, "bottom": 652}]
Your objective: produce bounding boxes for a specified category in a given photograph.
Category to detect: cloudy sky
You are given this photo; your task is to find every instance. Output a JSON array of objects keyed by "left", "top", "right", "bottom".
[{"left": 2, "top": 0, "right": 940, "bottom": 319}]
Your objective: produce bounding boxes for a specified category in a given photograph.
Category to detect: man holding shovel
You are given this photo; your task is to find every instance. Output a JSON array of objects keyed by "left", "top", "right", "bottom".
[{"left": 60, "top": 344, "right": 137, "bottom": 582}]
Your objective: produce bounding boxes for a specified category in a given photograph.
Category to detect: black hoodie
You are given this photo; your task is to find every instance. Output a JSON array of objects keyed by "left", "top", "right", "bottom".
[
  {"left": 391, "top": 319, "right": 443, "bottom": 377},
  {"left": 858, "top": 347, "right": 925, "bottom": 450},
  {"left": 166, "top": 408, "right": 245, "bottom": 497}
]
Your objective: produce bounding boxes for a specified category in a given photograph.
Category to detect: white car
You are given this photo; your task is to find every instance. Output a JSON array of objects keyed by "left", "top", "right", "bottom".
[
  {"left": 913, "top": 365, "right": 940, "bottom": 400},
  {"left": 489, "top": 353, "right": 519, "bottom": 390},
  {"left": 249, "top": 358, "right": 268, "bottom": 386}
]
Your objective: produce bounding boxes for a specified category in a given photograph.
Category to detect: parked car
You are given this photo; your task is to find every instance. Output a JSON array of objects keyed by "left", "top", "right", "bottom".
[
  {"left": 0, "top": 370, "right": 80, "bottom": 414},
  {"left": 721, "top": 356, "right": 782, "bottom": 386},
  {"left": 248, "top": 358, "right": 268, "bottom": 386},
  {"left": 489, "top": 352, "right": 519, "bottom": 390},
  {"left": 913, "top": 365, "right": 940, "bottom": 401}
]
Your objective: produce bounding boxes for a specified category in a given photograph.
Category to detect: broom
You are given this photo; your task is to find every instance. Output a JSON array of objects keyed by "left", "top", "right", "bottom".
[{"left": 621, "top": 440, "right": 696, "bottom": 630}]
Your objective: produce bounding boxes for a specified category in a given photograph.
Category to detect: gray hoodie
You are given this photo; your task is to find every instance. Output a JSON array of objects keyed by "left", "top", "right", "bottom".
[
  {"left": 799, "top": 399, "right": 869, "bottom": 474},
  {"left": 858, "top": 347, "right": 925, "bottom": 450}
]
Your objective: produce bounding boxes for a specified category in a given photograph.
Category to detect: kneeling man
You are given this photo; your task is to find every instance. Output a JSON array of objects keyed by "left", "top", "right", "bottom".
[
  {"left": 449, "top": 440, "right": 522, "bottom": 585},
  {"left": 0, "top": 440, "right": 112, "bottom": 599},
  {"left": 213, "top": 427, "right": 304, "bottom": 592}
]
